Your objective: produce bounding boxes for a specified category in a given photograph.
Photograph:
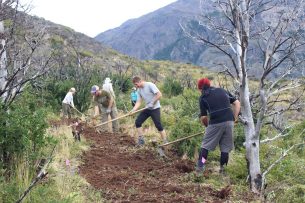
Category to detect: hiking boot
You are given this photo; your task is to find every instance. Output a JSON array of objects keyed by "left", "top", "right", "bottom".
[
  {"left": 195, "top": 164, "right": 205, "bottom": 173},
  {"left": 137, "top": 136, "right": 145, "bottom": 146},
  {"left": 219, "top": 166, "right": 226, "bottom": 176}
]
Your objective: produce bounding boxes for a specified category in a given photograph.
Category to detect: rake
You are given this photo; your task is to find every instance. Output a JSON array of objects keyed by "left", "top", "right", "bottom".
[
  {"left": 156, "top": 131, "right": 205, "bottom": 158},
  {"left": 93, "top": 107, "right": 147, "bottom": 128}
]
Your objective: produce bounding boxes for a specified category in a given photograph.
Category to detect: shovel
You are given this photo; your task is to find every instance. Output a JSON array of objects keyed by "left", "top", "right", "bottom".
[
  {"left": 156, "top": 131, "right": 205, "bottom": 158},
  {"left": 93, "top": 107, "right": 147, "bottom": 128}
]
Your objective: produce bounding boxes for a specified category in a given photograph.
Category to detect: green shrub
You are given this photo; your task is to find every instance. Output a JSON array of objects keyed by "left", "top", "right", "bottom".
[
  {"left": 169, "top": 117, "right": 203, "bottom": 158},
  {"left": 0, "top": 91, "right": 53, "bottom": 171},
  {"left": 233, "top": 123, "right": 245, "bottom": 151},
  {"left": 227, "top": 151, "right": 248, "bottom": 184},
  {"left": 162, "top": 77, "right": 183, "bottom": 97},
  {"left": 273, "top": 184, "right": 305, "bottom": 203},
  {"left": 111, "top": 74, "right": 133, "bottom": 93}
]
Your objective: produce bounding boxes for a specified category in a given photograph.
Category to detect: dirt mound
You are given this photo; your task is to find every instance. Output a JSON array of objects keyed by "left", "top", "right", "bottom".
[{"left": 78, "top": 126, "right": 237, "bottom": 202}]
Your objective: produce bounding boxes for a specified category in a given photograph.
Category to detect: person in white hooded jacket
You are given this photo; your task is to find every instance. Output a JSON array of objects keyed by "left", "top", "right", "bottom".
[{"left": 102, "top": 77, "right": 115, "bottom": 98}]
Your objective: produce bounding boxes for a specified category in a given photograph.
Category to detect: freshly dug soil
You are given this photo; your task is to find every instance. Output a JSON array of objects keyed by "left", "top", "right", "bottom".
[{"left": 78, "top": 125, "right": 238, "bottom": 202}]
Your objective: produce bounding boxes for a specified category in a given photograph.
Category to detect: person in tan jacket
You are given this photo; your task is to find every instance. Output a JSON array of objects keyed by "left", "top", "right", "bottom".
[{"left": 91, "top": 85, "right": 119, "bottom": 133}]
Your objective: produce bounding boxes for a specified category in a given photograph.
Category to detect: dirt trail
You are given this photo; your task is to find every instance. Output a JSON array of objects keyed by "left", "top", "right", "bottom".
[{"left": 78, "top": 125, "right": 241, "bottom": 203}]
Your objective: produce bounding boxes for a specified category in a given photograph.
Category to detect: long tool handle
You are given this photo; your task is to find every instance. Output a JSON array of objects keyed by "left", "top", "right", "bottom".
[
  {"left": 159, "top": 131, "right": 204, "bottom": 147},
  {"left": 69, "top": 104, "right": 87, "bottom": 117},
  {"left": 93, "top": 107, "right": 147, "bottom": 128},
  {"left": 74, "top": 108, "right": 86, "bottom": 116}
]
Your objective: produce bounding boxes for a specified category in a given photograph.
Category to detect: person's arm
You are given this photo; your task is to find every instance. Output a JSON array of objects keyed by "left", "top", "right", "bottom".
[
  {"left": 149, "top": 83, "right": 162, "bottom": 105},
  {"left": 105, "top": 92, "right": 114, "bottom": 113},
  {"left": 70, "top": 95, "right": 75, "bottom": 108},
  {"left": 232, "top": 100, "right": 241, "bottom": 122},
  {"left": 200, "top": 116, "right": 209, "bottom": 127},
  {"left": 92, "top": 96, "right": 99, "bottom": 117},
  {"left": 199, "top": 97, "right": 208, "bottom": 127},
  {"left": 108, "top": 98, "right": 114, "bottom": 109},
  {"left": 151, "top": 91, "right": 162, "bottom": 104},
  {"left": 132, "top": 97, "right": 142, "bottom": 111},
  {"left": 93, "top": 105, "right": 99, "bottom": 117}
]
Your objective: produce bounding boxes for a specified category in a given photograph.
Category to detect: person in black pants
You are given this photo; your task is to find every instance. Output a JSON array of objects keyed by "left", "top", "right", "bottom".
[{"left": 130, "top": 76, "right": 168, "bottom": 146}]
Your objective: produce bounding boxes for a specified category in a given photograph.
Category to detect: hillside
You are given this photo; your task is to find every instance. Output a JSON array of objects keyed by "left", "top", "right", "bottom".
[
  {"left": 22, "top": 13, "right": 123, "bottom": 68},
  {"left": 95, "top": 0, "right": 208, "bottom": 66},
  {"left": 95, "top": 0, "right": 305, "bottom": 78}
]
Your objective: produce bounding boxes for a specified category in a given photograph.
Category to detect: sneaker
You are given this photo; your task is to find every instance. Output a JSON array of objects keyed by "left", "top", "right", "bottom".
[
  {"left": 137, "top": 136, "right": 145, "bottom": 146},
  {"left": 163, "top": 138, "right": 169, "bottom": 144}
]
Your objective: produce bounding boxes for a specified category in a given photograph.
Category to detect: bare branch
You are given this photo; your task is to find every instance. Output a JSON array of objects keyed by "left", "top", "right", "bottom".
[
  {"left": 261, "top": 124, "right": 295, "bottom": 143},
  {"left": 262, "top": 136, "right": 304, "bottom": 176}
]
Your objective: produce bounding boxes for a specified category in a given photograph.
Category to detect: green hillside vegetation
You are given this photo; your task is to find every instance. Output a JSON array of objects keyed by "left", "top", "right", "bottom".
[
  {"left": 2, "top": 58, "right": 304, "bottom": 202},
  {"left": 0, "top": 4, "right": 304, "bottom": 203}
]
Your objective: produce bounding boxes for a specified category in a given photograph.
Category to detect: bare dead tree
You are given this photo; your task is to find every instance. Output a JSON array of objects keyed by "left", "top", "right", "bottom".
[
  {"left": 0, "top": 1, "right": 52, "bottom": 108},
  {"left": 180, "top": 0, "right": 305, "bottom": 194}
]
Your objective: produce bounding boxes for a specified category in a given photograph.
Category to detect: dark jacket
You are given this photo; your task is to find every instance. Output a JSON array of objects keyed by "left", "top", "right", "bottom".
[{"left": 199, "top": 87, "right": 236, "bottom": 124}]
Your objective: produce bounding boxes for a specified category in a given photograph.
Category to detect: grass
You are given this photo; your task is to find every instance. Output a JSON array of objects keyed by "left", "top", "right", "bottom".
[
  {"left": 0, "top": 123, "right": 104, "bottom": 203},
  {"left": 45, "top": 125, "right": 103, "bottom": 203}
]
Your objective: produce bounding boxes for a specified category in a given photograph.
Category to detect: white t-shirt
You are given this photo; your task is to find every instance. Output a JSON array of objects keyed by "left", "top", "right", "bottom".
[
  {"left": 137, "top": 82, "right": 161, "bottom": 109},
  {"left": 62, "top": 92, "right": 74, "bottom": 107}
]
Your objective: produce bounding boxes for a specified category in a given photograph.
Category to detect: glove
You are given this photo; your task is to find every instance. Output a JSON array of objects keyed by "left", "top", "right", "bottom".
[
  {"left": 146, "top": 102, "right": 154, "bottom": 109},
  {"left": 106, "top": 109, "right": 111, "bottom": 114}
]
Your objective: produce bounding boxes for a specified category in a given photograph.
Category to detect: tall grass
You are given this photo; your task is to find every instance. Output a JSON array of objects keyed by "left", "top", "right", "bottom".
[{"left": 0, "top": 124, "right": 103, "bottom": 203}]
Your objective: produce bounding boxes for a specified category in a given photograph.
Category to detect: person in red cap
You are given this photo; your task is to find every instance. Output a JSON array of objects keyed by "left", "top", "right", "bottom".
[{"left": 196, "top": 78, "right": 240, "bottom": 175}]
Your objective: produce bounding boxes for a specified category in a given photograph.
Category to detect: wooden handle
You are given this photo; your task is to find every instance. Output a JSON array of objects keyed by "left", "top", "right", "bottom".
[
  {"left": 69, "top": 104, "right": 87, "bottom": 117},
  {"left": 159, "top": 131, "right": 204, "bottom": 147},
  {"left": 93, "top": 107, "right": 147, "bottom": 128}
]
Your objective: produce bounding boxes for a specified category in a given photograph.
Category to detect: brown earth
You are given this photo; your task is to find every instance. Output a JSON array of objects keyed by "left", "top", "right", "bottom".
[{"left": 77, "top": 124, "right": 253, "bottom": 203}]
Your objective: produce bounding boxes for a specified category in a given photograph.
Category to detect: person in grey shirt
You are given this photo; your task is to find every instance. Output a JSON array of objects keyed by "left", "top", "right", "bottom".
[{"left": 130, "top": 76, "right": 168, "bottom": 146}]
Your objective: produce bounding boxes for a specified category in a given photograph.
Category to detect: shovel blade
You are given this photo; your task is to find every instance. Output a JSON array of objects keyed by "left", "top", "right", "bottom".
[{"left": 157, "top": 147, "right": 167, "bottom": 158}]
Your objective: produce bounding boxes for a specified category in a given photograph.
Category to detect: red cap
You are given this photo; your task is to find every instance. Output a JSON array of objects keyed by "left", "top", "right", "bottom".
[{"left": 197, "top": 78, "right": 211, "bottom": 90}]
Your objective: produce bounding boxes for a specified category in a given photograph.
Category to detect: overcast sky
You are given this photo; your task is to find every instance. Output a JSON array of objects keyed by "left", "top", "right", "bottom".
[{"left": 21, "top": 0, "right": 177, "bottom": 37}]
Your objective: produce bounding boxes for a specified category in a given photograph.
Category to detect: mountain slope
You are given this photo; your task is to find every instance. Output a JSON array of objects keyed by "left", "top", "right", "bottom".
[{"left": 95, "top": 0, "right": 208, "bottom": 65}]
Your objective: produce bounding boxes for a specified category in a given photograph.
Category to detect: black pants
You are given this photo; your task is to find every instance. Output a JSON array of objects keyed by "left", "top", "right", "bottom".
[
  {"left": 131, "top": 100, "right": 136, "bottom": 107},
  {"left": 135, "top": 108, "right": 164, "bottom": 131},
  {"left": 198, "top": 148, "right": 229, "bottom": 167}
]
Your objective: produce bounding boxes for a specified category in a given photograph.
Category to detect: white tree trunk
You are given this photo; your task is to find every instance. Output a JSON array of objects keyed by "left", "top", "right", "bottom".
[
  {"left": 240, "top": 80, "right": 262, "bottom": 194},
  {"left": 0, "top": 21, "right": 7, "bottom": 102},
  {"left": 238, "top": 0, "right": 262, "bottom": 194}
]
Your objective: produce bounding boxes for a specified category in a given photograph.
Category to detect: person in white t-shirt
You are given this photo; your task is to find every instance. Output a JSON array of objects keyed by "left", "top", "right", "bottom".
[
  {"left": 131, "top": 76, "right": 168, "bottom": 146},
  {"left": 62, "top": 87, "right": 76, "bottom": 119}
]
